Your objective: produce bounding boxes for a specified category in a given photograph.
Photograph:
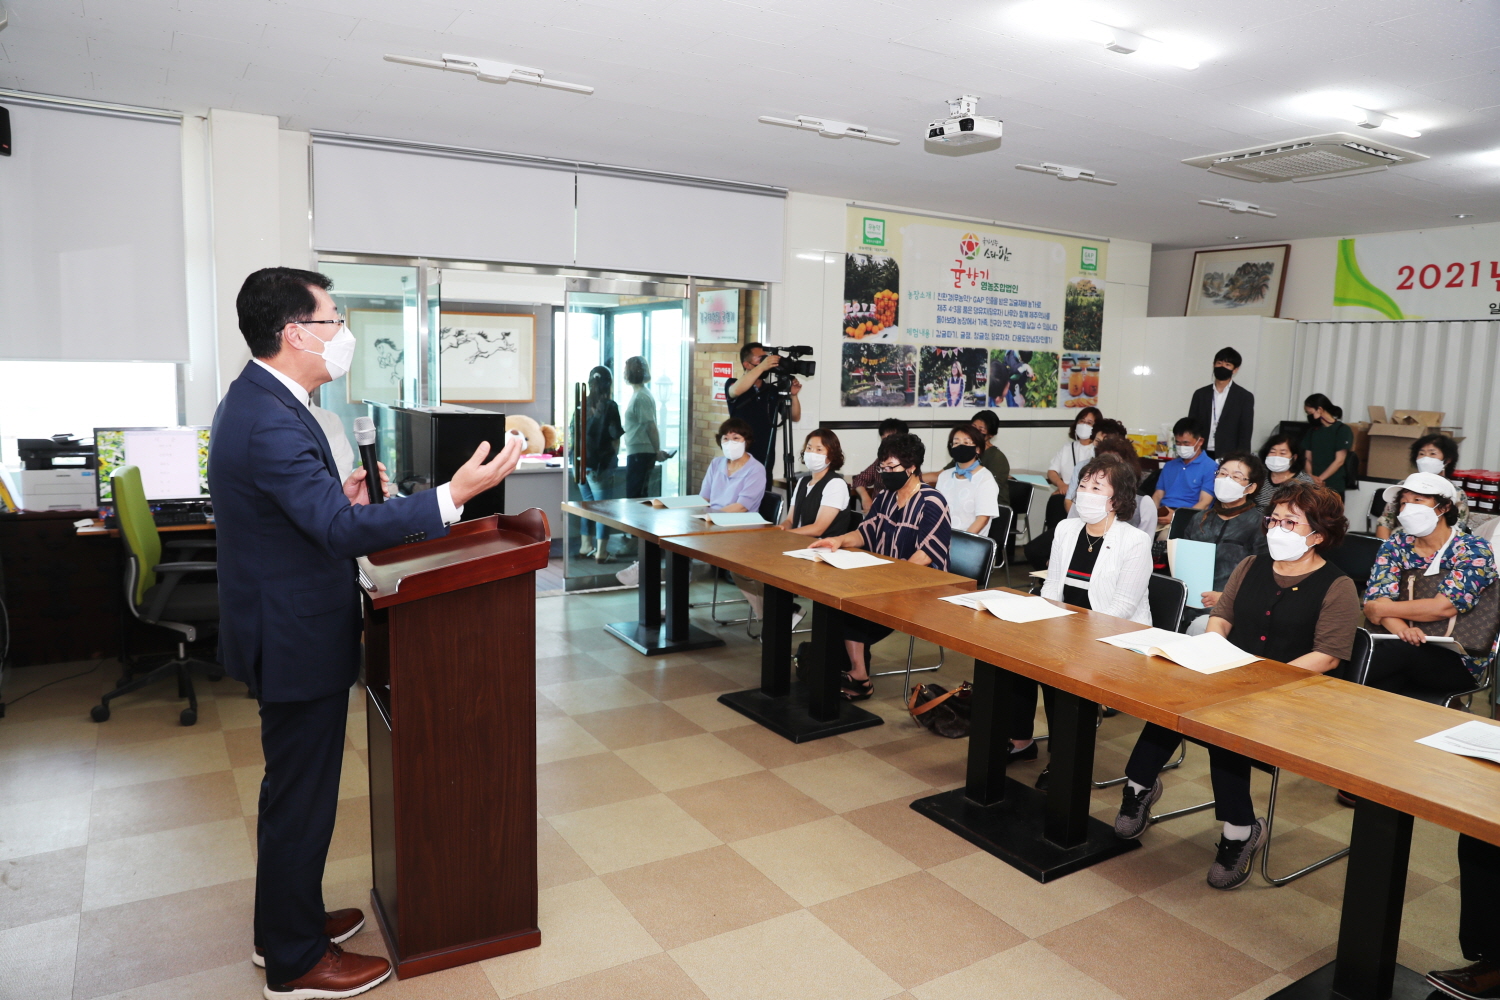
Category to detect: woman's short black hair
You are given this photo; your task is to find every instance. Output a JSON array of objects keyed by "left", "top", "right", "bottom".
[
  {"left": 1409, "top": 433, "right": 1459, "bottom": 475},
  {"left": 801, "top": 428, "right": 845, "bottom": 474},
  {"left": 236, "top": 267, "right": 333, "bottom": 359},
  {"left": 1076, "top": 455, "right": 1140, "bottom": 520},
  {"left": 1215, "top": 450, "right": 1267, "bottom": 495},
  {"left": 970, "top": 409, "right": 1000, "bottom": 437},
  {"left": 1258, "top": 433, "right": 1305, "bottom": 473},
  {"left": 1094, "top": 418, "right": 1127, "bottom": 439},
  {"left": 716, "top": 417, "right": 754, "bottom": 448},
  {"left": 877, "top": 432, "right": 925, "bottom": 472},
  {"left": 878, "top": 417, "right": 909, "bottom": 437}
]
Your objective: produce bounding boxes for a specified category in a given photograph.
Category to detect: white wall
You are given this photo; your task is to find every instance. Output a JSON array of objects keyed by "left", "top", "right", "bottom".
[{"left": 1148, "top": 237, "right": 1338, "bottom": 321}]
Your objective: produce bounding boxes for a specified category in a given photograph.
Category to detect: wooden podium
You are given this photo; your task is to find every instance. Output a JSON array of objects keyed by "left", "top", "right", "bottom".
[{"left": 359, "top": 510, "right": 550, "bottom": 979}]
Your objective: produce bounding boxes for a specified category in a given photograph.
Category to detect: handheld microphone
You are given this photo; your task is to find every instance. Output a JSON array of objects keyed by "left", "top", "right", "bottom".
[{"left": 352, "top": 417, "right": 384, "bottom": 504}]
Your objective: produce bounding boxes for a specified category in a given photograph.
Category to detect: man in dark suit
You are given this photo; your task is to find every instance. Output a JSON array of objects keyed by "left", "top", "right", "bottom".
[
  {"left": 209, "top": 267, "right": 521, "bottom": 999},
  {"left": 1188, "top": 346, "right": 1255, "bottom": 458}
]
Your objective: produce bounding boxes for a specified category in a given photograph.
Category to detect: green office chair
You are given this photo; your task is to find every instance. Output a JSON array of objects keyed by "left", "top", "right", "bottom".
[{"left": 90, "top": 465, "right": 221, "bottom": 726}]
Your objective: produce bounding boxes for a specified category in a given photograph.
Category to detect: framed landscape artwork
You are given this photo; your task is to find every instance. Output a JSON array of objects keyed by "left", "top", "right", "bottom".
[
  {"left": 1185, "top": 244, "right": 1290, "bottom": 318},
  {"left": 439, "top": 312, "right": 536, "bottom": 403}
]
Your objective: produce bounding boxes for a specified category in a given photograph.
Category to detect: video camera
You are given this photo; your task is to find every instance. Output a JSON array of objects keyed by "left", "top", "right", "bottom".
[{"left": 760, "top": 345, "right": 816, "bottom": 385}]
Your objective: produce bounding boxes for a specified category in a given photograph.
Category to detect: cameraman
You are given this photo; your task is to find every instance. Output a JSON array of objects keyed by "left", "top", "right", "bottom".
[{"left": 726, "top": 342, "right": 801, "bottom": 468}]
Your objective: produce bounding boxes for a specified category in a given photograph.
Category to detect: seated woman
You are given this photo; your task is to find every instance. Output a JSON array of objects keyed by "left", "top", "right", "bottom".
[
  {"left": 851, "top": 417, "right": 909, "bottom": 511},
  {"left": 811, "top": 433, "right": 950, "bottom": 700},
  {"left": 1363, "top": 472, "right": 1497, "bottom": 698},
  {"left": 1375, "top": 434, "right": 1467, "bottom": 539},
  {"left": 1011, "top": 456, "right": 1152, "bottom": 774},
  {"left": 779, "top": 429, "right": 854, "bottom": 538},
  {"left": 1255, "top": 434, "right": 1315, "bottom": 510},
  {"left": 700, "top": 418, "right": 765, "bottom": 513},
  {"left": 1064, "top": 440, "right": 1158, "bottom": 534},
  {"left": 1115, "top": 480, "right": 1359, "bottom": 890},
  {"left": 1181, "top": 452, "right": 1269, "bottom": 629},
  {"left": 931, "top": 424, "right": 1000, "bottom": 535}
]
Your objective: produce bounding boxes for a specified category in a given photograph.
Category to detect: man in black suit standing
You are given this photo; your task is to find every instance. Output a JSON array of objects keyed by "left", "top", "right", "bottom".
[{"left": 1189, "top": 346, "right": 1255, "bottom": 459}]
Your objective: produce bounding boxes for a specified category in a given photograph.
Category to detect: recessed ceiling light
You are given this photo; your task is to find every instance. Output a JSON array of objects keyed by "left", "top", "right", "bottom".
[
  {"left": 383, "top": 53, "right": 593, "bottom": 94},
  {"left": 758, "top": 115, "right": 899, "bottom": 145},
  {"left": 1455, "top": 213, "right": 1475, "bottom": 219},
  {"left": 1015, "top": 162, "right": 1118, "bottom": 185},
  {"left": 1007, "top": 2, "right": 1209, "bottom": 69},
  {"left": 1296, "top": 92, "right": 1425, "bottom": 138},
  {"left": 1228, "top": 235, "right": 1245, "bottom": 240},
  {"left": 1199, "top": 198, "right": 1276, "bottom": 218}
]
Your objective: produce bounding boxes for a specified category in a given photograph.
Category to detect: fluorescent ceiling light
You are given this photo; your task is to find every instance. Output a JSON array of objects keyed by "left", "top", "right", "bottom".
[
  {"left": 1296, "top": 92, "right": 1425, "bottom": 138},
  {"left": 1015, "top": 162, "right": 1118, "bottom": 185},
  {"left": 1199, "top": 198, "right": 1276, "bottom": 218},
  {"left": 1007, "top": 2, "right": 1209, "bottom": 69},
  {"left": 384, "top": 53, "right": 593, "bottom": 94},
  {"left": 758, "top": 115, "right": 900, "bottom": 145}
]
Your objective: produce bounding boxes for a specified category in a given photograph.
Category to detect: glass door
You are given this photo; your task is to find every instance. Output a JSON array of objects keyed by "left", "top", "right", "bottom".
[{"left": 562, "top": 276, "right": 689, "bottom": 590}]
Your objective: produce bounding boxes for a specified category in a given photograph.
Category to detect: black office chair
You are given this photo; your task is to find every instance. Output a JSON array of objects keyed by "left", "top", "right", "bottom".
[
  {"left": 987, "top": 504, "right": 1016, "bottom": 586},
  {"left": 91, "top": 466, "right": 222, "bottom": 726},
  {"left": 1324, "top": 532, "right": 1384, "bottom": 592},
  {"left": 1168, "top": 506, "right": 1199, "bottom": 539},
  {"left": 1006, "top": 480, "right": 1035, "bottom": 563},
  {"left": 709, "top": 491, "right": 786, "bottom": 628},
  {"left": 883, "top": 529, "right": 997, "bottom": 701}
]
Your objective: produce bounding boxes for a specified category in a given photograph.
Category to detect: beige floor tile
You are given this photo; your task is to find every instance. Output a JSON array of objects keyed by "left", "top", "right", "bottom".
[
  {"left": 536, "top": 715, "right": 609, "bottom": 765},
  {"left": 1092, "top": 836, "right": 1215, "bottom": 896},
  {"left": 222, "top": 725, "right": 264, "bottom": 770},
  {"left": 549, "top": 794, "right": 721, "bottom": 875},
  {"left": 91, "top": 731, "right": 231, "bottom": 790},
  {"left": 911, "top": 940, "right": 1121, "bottom": 1000},
  {"left": 374, "top": 960, "right": 500, "bottom": 999},
  {"left": 571, "top": 703, "right": 706, "bottom": 751},
  {"left": 338, "top": 748, "right": 369, "bottom": 800},
  {"left": 670, "top": 909, "right": 903, "bottom": 1000},
  {"left": 730, "top": 815, "right": 918, "bottom": 907},
  {"left": 1400, "top": 884, "right": 1464, "bottom": 967},
  {"left": 713, "top": 725, "right": 855, "bottom": 770},
  {"left": 232, "top": 764, "right": 263, "bottom": 815},
  {"left": 1225, "top": 976, "right": 1295, "bottom": 1000},
  {"left": 539, "top": 676, "right": 658, "bottom": 715},
  {"left": 214, "top": 693, "right": 264, "bottom": 731},
  {"left": 617, "top": 733, "right": 763, "bottom": 792},
  {"left": 536, "top": 753, "right": 659, "bottom": 816},
  {"left": 1143, "top": 869, "right": 1341, "bottom": 970},
  {"left": 481, "top": 877, "right": 661, "bottom": 998},
  {"left": 669, "top": 771, "right": 833, "bottom": 843},
  {"left": 623, "top": 663, "right": 741, "bottom": 701},
  {"left": 0, "top": 748, "right": 96, "bottom": 806},
  {"left": 603, "top": 845, "right": 801, "bottom": 950},
  {"left": 663, "top": 693, "right": 755, "bottom": 733},
  {"left": 840, "top": 795, "right": 979, "bottom": 869},
  {"left": 327, "top": 795, "right": 372, "bottom": 863},
  {"left": 1038, "top": 898, "right": 1276, "bottom": 1000},
  {"left": 874, "top": 738, "right": 970, "bottom": 789},
  {"left": 929, "top": 851, "right": 1133, "bottom": 939},
  {"left": 95, "top": 701, "right": 223, "bottom": 748},
  {"left": 535, "top": 650, "right": 619, "bottom": 686},
  {"left": 82, "top": 817, "right": 255, "bottom": 911},
  {"left": 0, "top": 715, "right": 99, "bottom": 763},
  {"left": 87, "top": 770, "right": 243, "bottom": 843},
  {"left": 508, "top": 952, "right": 706, "bottom": 1000},
  {"left": 0, "top": 913, "right": 80, "bottom": 1000},
  {"left": 0, "top": 791, "right": 92, "bottom": 861},
  {"left": 1407, "top": 818, "right": 1462, "bottom": 882},
  {"left": 321, "top": 853, "right": 373, "bottom": 888},
  {"left": 85, "top": 960, "right": 267, "bottom": 1000},
  {"left": 811, "top": 872, "right": 1024, "bottom": 988},
  {"left": 0, "top": 846, "right": 87, "bottom": 932},
  {"left": 537, "top": 818, "right": 594, "bottom": 890},
  {"left": 773, "top": 750, "right": 930, "bottom": 814},
  {"left": 345, "top": 710, "right": 369, "bottom": 750}
]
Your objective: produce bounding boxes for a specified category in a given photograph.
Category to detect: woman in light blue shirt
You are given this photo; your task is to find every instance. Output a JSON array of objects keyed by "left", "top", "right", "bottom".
[{"left": 700, "top": 417, "right": 765, "bottom": 513}]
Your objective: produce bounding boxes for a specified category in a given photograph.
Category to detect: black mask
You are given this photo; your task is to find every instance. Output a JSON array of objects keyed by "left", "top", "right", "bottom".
[
  {"left": 1307, "top": 413, "right": 1320, "bottom": 424},
  {"left": 878, "top": 470, "right": 909, "bottom": 491},
  {"left": 1214, "top": 365, "right": 1233, "bottom": 381},
  {"left": 949, "top": 444, "right": 978, "bottom": 463}
]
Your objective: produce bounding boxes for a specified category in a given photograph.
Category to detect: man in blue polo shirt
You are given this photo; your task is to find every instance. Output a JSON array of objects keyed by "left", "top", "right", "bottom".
[{"left": 1153, "top": 416, "right": 1216, "bottom": 529}]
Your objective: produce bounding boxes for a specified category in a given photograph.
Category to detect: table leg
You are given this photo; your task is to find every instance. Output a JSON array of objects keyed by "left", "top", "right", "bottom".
[
  {"left": 1268, "top": 801, "right": 1428, "bottom": 1000},
  {"left": 759, "top": 585, "right": 792, "bottom": 698},
  {"left": 665, "top": 551, "right": 692, "bottom": 643},
  {"left": 910, "top": 667, "right": 1135, "bottom": 883},
  {"left": 603, "top": 538, "right": 723, "bottom": 657},
  {"left": 638, "top": 538, "right": 662, "bottom": 630},
  {"left": 806, "top": 603, "right": 839, "bottom": 723}
]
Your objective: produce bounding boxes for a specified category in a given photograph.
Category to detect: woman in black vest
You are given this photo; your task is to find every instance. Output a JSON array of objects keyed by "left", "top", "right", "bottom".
[
  {"left": 778, "top": 429, "right": 854, "bottom": 538},
  {"left": 1113, "top": 479, "right": 1359, "bottom": 890}
]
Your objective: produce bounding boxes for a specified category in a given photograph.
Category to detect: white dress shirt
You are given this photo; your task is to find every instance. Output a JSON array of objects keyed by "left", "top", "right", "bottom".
[
  {"left": 1208, "top": 382, "right": 1230, "bottom": 451},
  {"left": 252, "top": 359, "right": 462, "bottom": 524}
]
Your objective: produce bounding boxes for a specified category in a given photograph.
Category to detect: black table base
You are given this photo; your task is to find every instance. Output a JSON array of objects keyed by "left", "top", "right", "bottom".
[
  {"left": 604, "top": 621, "right": 725, "bottom": 656},
  {"left": 911, "top": 660, "right": 1136, "bottom": 882},
  {"left": 601, "top": 537, "right": 724, "bottom": 656},
  {"left": 717, "top": 587, "right": 882, "bottom": 743},
  {"left": 1266, "top": 962, "right": 1432, "bottom": 1000}
]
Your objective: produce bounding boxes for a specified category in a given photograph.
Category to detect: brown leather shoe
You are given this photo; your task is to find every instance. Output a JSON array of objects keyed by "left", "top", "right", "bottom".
[
  {"left": 263, "top": 944, "right": 390, "bottom": 999},
  {"left": 253, "top": 910, "right": 366, "bottom": 968},
  {"left": 1427, "top": 959, "right": 1500, "bottom": 1000}
]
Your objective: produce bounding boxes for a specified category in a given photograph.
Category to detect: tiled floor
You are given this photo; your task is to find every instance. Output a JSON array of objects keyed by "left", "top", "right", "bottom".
[{"left": 0, "top": 586, "right": 1479, "bottom": 1000}]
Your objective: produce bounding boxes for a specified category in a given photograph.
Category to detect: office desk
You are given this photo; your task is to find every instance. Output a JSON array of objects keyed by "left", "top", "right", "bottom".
[
  {"left": 560, "top": 499, "right": 775, "bottom": 656},
  {"left": 75, "top": 519, "right": 216, "bottom": 538},
  {"left": 657, "top": 529, "right": 971, "bottom": 743}
]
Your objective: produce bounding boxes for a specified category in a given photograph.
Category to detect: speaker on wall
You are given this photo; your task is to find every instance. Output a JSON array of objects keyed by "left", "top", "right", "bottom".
[{"left": 0, "top": 106, "right": 10, "bottom": 157}]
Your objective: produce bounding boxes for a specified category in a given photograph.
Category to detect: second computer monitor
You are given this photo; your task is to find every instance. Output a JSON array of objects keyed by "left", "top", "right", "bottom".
[{"left": 95, "top": 426, "right": 211, "bottom": 505}]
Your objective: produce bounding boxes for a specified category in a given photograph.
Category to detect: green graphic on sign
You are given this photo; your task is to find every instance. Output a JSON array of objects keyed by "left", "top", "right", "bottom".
[
  {"left": 862, "top": 218, "right": 886, "bottom": 247},
  {"left": 1080, "top": 247, "right": 1098, "bottom": 271},
  {"left": 1333, "top": 238, "right": 1403, "bottom": 320}
]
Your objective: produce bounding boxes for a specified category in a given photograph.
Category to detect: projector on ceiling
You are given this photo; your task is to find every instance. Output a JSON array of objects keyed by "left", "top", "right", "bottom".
[{"left": 926, "top": 95, "right": 1002, "bottom": 147}]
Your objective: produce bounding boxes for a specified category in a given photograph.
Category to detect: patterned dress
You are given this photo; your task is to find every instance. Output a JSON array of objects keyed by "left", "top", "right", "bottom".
[
  {"left": 858, "top": 484, "right": 951, "bottom": 570},
  {"left": 1364, "top": 530, "right": 1499, "bottom": 676}
]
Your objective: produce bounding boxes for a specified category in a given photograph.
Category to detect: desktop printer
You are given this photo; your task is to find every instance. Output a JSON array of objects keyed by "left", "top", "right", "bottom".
[{"left": 16, "top": 435, "right": 97, "bottom": 511}]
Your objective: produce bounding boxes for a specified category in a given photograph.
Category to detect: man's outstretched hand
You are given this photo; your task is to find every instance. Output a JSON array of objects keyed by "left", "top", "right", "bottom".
[{"left": 449, "top": 435, "right": 526, "bottom": 508}]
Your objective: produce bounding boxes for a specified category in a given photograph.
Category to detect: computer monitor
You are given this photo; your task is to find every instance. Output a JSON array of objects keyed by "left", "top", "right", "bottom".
[{"left": 95, "top": 426, "right": 211, "bottom": 505}]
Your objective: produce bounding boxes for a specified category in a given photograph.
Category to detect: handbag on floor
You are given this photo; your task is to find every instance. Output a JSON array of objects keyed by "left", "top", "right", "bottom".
[{"left": 907, "top": 681, "right": 972, "bottom": 739}]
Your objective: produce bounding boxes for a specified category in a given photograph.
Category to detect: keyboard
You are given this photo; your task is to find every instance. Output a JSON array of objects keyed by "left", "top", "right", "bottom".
[{"left": 152, "top": 510, "right": 209, "bottom": 526}]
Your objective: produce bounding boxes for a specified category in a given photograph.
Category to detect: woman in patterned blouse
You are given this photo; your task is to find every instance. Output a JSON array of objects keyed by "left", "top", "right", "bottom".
[
  {"left": 1363, "top": 472, "right": 1499, "bottom": 694},
  {"left": 812, "top": 433, "right": 951, "bottom": 700}
]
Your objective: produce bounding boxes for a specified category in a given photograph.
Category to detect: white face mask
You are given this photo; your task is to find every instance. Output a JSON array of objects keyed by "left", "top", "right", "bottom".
[
  {"left": 1415, "top": 456, "right": 1446, "bottom": 476},
  {"left": 1074, "top": 491, "right": 1111, "bottom": 524},
  {"left": 722, "top": 440, "right": 746, "bottom": 461},
  {"left": 1264, "top": 455, "right": 1292, "bottom": 473},
  {"left": 802, "top": 451, "right": 827, "bottom": 472},
  {"left": 1266, "top": 525, "right": 1311, "bottom": 562},
  {"left": 1176, "top": 444, "right": 1197, "bottom": 460},
  {"left": 1213, "top": 477, "right": 1247, "bottom": 503},
  {"left": 295, "top": 323, "right": 356, "bottom": 380},
  {"left": 1398, "top": 502, "right": 1440, "bottom": 538},
  {"left": 1076, "top": 423, "right": 1094, "bottom": 441}
]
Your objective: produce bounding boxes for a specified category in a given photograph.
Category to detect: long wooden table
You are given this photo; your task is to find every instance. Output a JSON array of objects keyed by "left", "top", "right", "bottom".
[
  {"left": 560, "top": 499, "right": 775, "bottom": 656},
  {"left": 656, "top": 529, "right": 971, "bottom": 743}
]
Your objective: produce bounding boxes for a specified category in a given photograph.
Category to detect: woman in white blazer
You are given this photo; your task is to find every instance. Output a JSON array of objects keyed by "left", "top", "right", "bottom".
[{"left": 1010, "top": 454, "right": 1154, "bottom": 785}]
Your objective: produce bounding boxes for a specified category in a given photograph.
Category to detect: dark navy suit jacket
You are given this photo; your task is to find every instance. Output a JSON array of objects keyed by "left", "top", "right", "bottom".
[{"left": 208, "top": 362, "right": 445, "bottom": 702}]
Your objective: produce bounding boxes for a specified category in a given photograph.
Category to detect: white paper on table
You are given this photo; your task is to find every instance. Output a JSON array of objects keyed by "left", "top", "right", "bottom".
[
  {"left": 781, "top": 548, "right": 889, "bottom": 569},
  {"left": 939, "top": 589, "right": 1026, "bottom": 610},
  {"left": 1096, "top": 627, "right": 1191, "bottom": 655},
  {"left": 1416, "top": 720, "right": 1500, "bottom": 765},
  {"left": 690, "top": 512, "right": 768, "bottom": 526},
  {"left": 978, "top": 596, "right": 1075, "bottom": 623},
  {"left": 1121, "top": 631, "right": 1259, "bottom": 673},
  {"left": 782, "top": 548, "right": 823, "bottom": 561},
  {"left": 649, "top": 495, "right": 708, "bottom": 509}
]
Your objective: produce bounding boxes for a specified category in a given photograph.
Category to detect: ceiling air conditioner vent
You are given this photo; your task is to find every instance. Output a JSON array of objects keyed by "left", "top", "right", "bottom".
[{"left": 1182, "top": 132, "right": 1427, "bottom": 183}]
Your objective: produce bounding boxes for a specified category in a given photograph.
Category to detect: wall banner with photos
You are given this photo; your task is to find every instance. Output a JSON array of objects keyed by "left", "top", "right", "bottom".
[{"left": 841, "top": 209, "right": 1108, "bottom": 413}]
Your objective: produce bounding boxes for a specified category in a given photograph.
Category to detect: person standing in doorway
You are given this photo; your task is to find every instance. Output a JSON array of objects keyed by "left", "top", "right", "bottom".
[
  {"left": 622, "top": 356, "right": 667, "bottom": 499},
  {"left": 576, "top": 366, "right": 624, "bottom": 561},
  {"left": 1189, "top": 347, "right": 1255, "bottom": 459}
]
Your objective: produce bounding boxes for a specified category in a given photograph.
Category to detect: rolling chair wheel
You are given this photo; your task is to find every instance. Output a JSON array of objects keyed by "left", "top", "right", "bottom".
[
  {"left": 180, "top": 708, "right": 197, "bottom": 726},
  {"left": 207, "top": 670, "right": 225, "bottom": 682},
  {"left": 91, "top": 704, "right": 110, "bottom": 723}
]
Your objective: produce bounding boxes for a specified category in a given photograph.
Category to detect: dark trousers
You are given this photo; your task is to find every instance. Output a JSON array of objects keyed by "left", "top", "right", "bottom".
[
  {"left": 1366, "top": 640, "right": 1476, "bottom": 697},
  {"left": 624, "top": 452, "right": 656, "bottom": 499},
  {"left": 838, "top": 611, "right": 893, "bottom": 674},
  {"left": 1009, "top": 674, "right": 1056, "bottom": 741},
  {"left": 255, "top": 689, "right": 350, "bottom": 984},
  {"left": 1125, "top": 722, "right": 1256, "bottom": 826},
  {"left": 1459, "top": 833, "right": 1500, "bottom": 962}
]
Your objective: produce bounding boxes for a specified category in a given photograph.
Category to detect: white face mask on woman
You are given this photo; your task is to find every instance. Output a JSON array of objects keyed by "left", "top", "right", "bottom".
[
  {"left": 1213, "top": 477, "right": 1247, "bottom": 503},
  {"left": 802, "top": 451, "right": 827, "bottom": 472},
  {"left": 1076, "top": 423, "right": 1094, "bottom": 441},
  {"left": 1397, "top": 502, "right": 1440, "bottom": 538},
  {"left": 1415, "top": 456, "right": 1446, "bottom": 476},
  {"left": 1264, "top": 455, "right": 1292, "bottom": 473},
  {"left": 1265, "top": 526, "right": 1311, "bottom": 562},
  {"left": 722, "top": 440, "right": 746, "bottom": 461},
  {"left": 1074, "top": 491, "right": 1111, "bottom": 524}
]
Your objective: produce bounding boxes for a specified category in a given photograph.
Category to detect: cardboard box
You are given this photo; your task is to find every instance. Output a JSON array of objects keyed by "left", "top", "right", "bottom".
[{"left": 1364, "top": 407, "right": 1462, "bottom": 481}]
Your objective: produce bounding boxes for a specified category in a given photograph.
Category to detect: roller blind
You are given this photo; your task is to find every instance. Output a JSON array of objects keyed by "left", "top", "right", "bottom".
[
  {"left": 312, "top": 142, "right": 577, "bottom": 266},
  {"left": 0, "top": 103, "right": 188, "bottom": 361}
]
